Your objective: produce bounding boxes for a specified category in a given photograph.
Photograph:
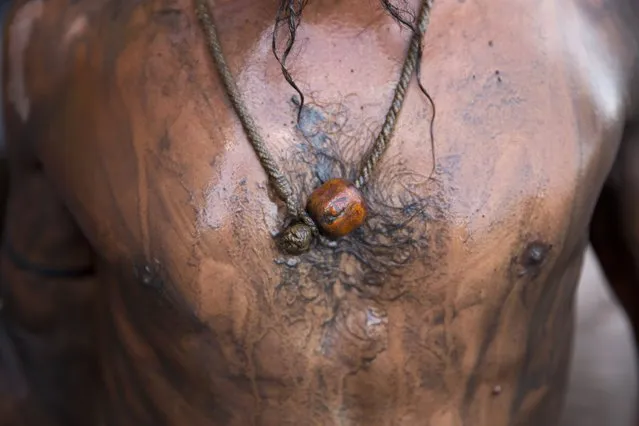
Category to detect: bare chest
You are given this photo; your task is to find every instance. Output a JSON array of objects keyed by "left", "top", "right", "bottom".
[
  {"left": 102, "top": 26, "right": 620, "bottom": 426},
  {"left": 9, "top": 0, "right": 631, "bottom": 424}
]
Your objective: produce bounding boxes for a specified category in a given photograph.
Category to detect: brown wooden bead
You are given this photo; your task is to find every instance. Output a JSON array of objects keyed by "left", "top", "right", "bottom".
[{"left": 306, "top": 178, "right": 367, "bottom": 238}]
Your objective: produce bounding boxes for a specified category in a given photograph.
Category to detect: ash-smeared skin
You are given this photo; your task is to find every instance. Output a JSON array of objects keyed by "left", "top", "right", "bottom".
[
  {"left": 277, "top": 98, "right": 448, "bottom": 326},
  {"left": 2, "top": 0, "right": 639, "bottom": 425}
]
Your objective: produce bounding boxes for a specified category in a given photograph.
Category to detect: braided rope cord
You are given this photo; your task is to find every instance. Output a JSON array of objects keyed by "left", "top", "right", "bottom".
[
  {"left": 194, "top": 0, "right": 434, "bottom": 242},
  {"left": 195, "top": 0, "right": 317, "bottom": 232},
  {"left": 355, "top": 0, "right": 433, "bottom": 188}
]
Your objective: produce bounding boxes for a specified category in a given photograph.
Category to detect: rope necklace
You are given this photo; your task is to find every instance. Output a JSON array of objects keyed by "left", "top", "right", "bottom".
[{"left": 194, "top": 0, "right": 434, "bottom": 255}]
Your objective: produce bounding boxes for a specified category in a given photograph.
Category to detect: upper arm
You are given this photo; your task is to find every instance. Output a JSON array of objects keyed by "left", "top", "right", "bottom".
[
  {"left": 587, "top": 0, "right": 639, "bottom": 342},
  {"left": 590, "top": 124, "right": 639, "bottom": 343},
  {"left": 0, "top": 2, "right": 103, "bottom": 424},
  {"left": 619, "top": 0, "right": 639, "bottom": 119}
]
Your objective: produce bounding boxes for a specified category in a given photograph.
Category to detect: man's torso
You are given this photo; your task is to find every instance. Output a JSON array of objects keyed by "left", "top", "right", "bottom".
[{"left": 1, "top": 0, "right": 638, "bottom": 425}]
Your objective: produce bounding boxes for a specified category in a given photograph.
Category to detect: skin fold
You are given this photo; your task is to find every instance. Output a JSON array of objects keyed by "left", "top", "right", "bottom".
[{"left": 0, "top": 0, "right": 637, "bottom": 425}]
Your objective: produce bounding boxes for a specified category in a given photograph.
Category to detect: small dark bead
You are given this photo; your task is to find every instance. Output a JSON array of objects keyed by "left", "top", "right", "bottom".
[{"left": 277, "top": 223, "right": 313, "bottom": 255}]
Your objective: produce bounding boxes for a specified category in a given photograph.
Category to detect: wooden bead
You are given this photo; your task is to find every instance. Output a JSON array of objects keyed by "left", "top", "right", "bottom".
[{"left": 306, "top": 178, "right": 367, "bottom": 238}]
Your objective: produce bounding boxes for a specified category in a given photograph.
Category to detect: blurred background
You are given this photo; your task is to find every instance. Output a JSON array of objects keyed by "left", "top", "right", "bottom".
[{"left": 561, "top": 247, "right": 638, "bottom": 426}]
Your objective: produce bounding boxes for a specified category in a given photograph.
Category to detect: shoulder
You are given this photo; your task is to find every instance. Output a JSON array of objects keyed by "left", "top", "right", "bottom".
[
  {"left": 0, "top": 0, "right": 230, "bottom": 257},
  {"left": 569, "top": 0, "right": 639, "bottom": 120}
]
